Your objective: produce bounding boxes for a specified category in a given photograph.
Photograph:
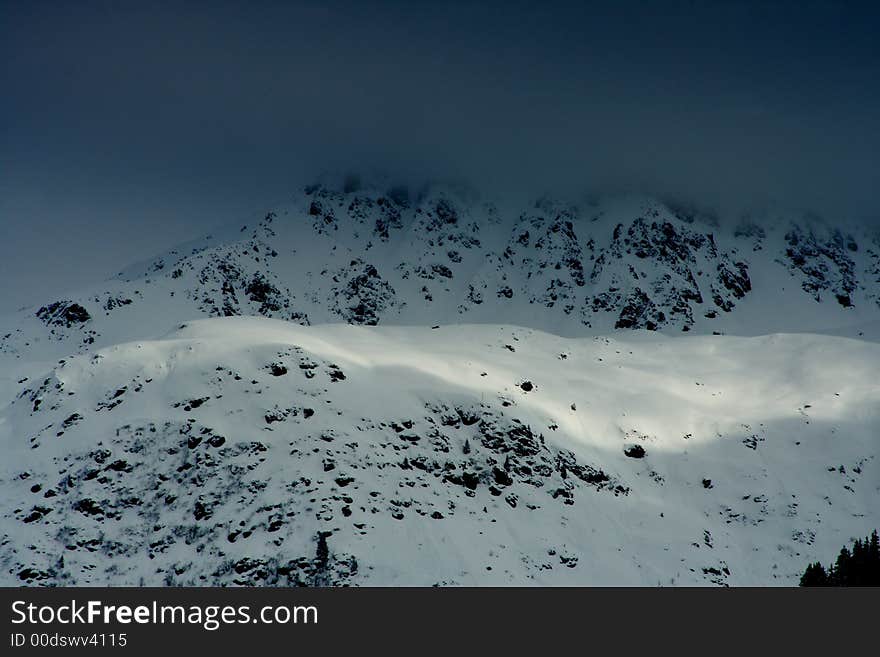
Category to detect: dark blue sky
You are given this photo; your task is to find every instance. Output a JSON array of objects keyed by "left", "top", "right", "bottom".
[{"left": 2, "top": 0, "right": 879, "bottom": 310}]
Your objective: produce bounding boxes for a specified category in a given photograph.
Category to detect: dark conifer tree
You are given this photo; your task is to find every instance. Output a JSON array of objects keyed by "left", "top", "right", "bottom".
[
  {"left": 312, "top": 531, "right": 331, "bottom": 586},
  {"left": 835, "top": 546, "right": 852, "bottom": 585}
]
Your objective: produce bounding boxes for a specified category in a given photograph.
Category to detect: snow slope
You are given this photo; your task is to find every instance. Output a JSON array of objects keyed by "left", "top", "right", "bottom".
[{"left": 1, "top": 317, "right": 877, "bottom": 586}]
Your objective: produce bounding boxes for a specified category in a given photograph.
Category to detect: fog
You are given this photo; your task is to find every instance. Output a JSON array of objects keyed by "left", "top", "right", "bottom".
[{"left": 2, "top": 0, "right": 878, "bottom": 311}]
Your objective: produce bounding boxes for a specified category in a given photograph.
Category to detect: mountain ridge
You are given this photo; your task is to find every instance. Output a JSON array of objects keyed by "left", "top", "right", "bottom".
[
  {"left": 3, "top": 182, "right": 879, "bottom": 361},
  {"left": 2, "top": 181, "right": 879, "bottom": 586}
]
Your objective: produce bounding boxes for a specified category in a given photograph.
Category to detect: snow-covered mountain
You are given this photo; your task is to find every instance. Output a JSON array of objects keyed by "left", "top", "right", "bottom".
[{"left": 1, "top": 178, "right": 878, "bottom": 585}]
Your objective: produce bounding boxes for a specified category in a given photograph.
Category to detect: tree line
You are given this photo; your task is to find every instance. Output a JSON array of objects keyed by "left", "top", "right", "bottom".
[{"left": 800, "top": 530, "right": 879, "bottom": 586}]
